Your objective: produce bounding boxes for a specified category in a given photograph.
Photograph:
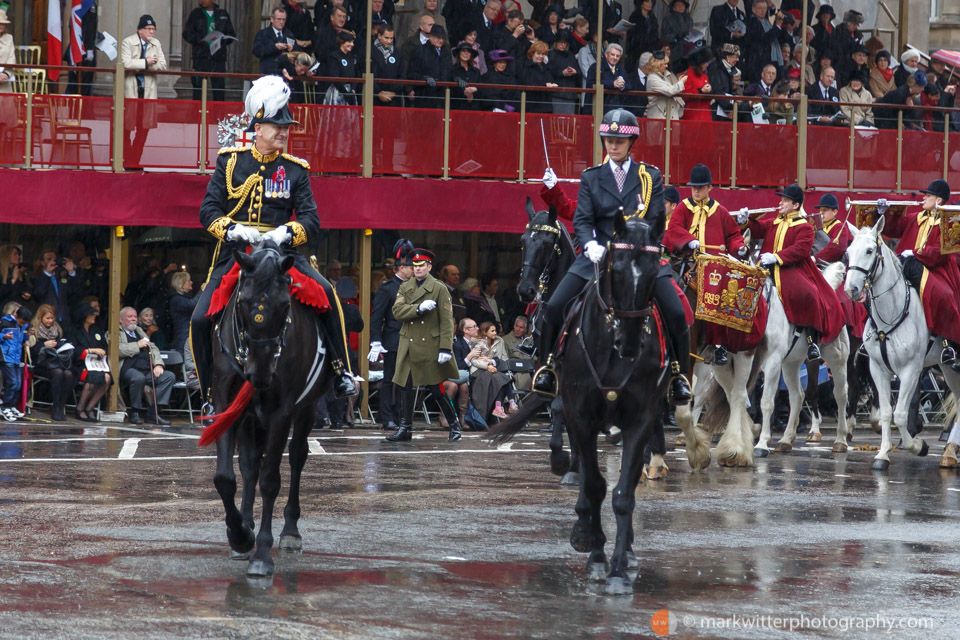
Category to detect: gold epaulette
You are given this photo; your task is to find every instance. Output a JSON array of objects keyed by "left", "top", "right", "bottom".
[
  {"left": 282, "top": 153, "right": 310, "bottom": 169},
  {"left": 218, "top": 146, "right": 246, "bottom": 155}
]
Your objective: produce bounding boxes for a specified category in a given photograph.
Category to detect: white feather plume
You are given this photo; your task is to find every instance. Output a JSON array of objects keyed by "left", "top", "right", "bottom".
[{"left": 244, "top": 75, "right": 291, "bottom": 121}]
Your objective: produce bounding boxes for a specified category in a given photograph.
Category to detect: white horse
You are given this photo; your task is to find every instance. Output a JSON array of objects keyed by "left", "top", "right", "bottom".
[
  {"left": 754, "top": 263, "right": 851, "bottom": 456},
  {"left": 843, "top": 217, "right": 960, "bottom": 470}
]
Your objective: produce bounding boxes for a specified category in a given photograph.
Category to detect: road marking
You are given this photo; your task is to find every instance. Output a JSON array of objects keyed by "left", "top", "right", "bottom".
[
  {"left": 308, "top": 439, "right": 325, "bottom": 455},
  {"left": 947, "top": 488, "right": 960, "bottom": 492},
  {"left": 0, "top": 436, "right": 191, "bottom": 445},
  {"left": 118, "top": 438, "right": 141, "bottom": 459},
  {"left": 835, "top": 474, "right": 851, "bottom": 478},
  {"left": 497, "top": 443, "right": 514, "bottom": 451},
  {"left": 0, "top": 448, "right": 553, "bottom": 463}
]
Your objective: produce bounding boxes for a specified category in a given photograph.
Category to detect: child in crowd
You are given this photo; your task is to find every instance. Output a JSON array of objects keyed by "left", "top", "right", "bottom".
[{"left": 0, "top": 303, "right": 32, "bottom": 421}]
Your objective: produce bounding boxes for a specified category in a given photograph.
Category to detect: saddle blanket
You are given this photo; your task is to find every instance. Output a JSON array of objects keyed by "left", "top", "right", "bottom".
[{"left": 207, "top": 262, "right": 331, "bottom": 318}]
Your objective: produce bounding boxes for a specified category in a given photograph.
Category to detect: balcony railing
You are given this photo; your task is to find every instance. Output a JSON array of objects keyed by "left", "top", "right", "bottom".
[{"left": 1, "top": 62, "right": 958, "bottom": 193}]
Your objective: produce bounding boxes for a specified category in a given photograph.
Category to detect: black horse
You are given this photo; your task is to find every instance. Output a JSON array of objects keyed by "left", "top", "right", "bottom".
[
  {"left": 491, "top": 212, "right": 672, "bottom": 595},
  {"left": 516, "top": 199, "right": 579, "bottom": 483},
  {"left": 201, "top": 242, "right": 332, "bottom": 577}
]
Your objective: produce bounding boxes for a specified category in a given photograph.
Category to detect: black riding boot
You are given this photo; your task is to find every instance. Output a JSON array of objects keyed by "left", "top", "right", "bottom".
[
  {"left": 712, "top": 345, "right": 729, "bottom": 365},
  {"left": 806, "top": 330, "right": 822, "bottom": 361},
  {"left": 430, "top": 386, "right": 462, "bottom": 442},
  {"left": 385, "top": 387, "right": 415, "bottom": 442},
  {"left": 532, "top": 321, "right": 559, "bottom": 397},
  {"left": 320, "top": 307, "right": 358, "bottom": 398},
  {"left": 668, "top": 328, "right": 692, "bottom": 404}
]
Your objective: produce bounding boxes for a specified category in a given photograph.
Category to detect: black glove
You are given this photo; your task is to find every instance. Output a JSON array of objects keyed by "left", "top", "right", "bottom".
[
  {"left": 425, "top": 76, "right": 436, "bottom": 88},
  {"left": 457, "top": 77, "right": 468, "bottom": 90}
]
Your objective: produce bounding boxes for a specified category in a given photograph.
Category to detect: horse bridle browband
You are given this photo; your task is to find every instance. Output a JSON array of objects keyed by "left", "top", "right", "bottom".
[
  {"left": 521, "top": 221, "right": 565, "bottom": 304},
  {"left": 596, "top": 241, "right": 661, "bottom": 319}
]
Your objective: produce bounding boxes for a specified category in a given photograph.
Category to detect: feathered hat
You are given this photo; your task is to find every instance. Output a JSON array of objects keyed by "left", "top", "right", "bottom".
[
  {"left": 244, "top": 75, "right": 298, "bottom": 131},
  {"left": 392, "top": 238, "right": 415, "bottom": 266}
]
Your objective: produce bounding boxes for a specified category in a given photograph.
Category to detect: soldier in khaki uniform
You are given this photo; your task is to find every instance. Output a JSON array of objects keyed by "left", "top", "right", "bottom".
[{"left": 385, "top": 248, "right": 463, "bottom": 442}]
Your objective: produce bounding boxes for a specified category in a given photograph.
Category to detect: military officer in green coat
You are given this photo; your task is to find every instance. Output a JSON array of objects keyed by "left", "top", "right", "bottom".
[{"left": 385, "top": 248, "right": 463, "bottom": 442}]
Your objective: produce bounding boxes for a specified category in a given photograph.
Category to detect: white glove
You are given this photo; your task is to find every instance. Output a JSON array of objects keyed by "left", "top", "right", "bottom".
[
  {"left": 759, "top": 252, "right": 778, "bottom": 267},
  {"left": 85, "top": 50, "right": 94, "bottom": 62},
  {"left": 438, "top": 351, "right": 453, "bottom": 364},
  {"left": 584, "top": 240, "right": 606, "bottom": 264},
  {"left": 367, "top": 341, "right": 385, "bottom": 362},
  {"left": 877, "top": 198, "right": 889, "bottom": 215},
  {"left": 418, "top": 299, "right": 438, "bottom": 313},
  {"left": 262, "top": 225, "right": 292, "bottom": 246},
  {"left": 735, "top": 207, "right": 750, "bottom": 225},
  {"left": 687, "top": 240, "right": 700, "bottom": 251},
  {"left": 542, "top": 167, "right": 558, "bottom": 189},
  {"left": 900, "top": 249, "right": 914, "bottom": 259},
  {"left": 226, "top": 223, "right": 261, "bottom": 245}
]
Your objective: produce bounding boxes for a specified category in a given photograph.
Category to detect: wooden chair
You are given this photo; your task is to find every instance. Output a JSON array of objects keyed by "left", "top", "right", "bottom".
[{"left": 47, "top": 94, "right": 95, "bottom": 168}]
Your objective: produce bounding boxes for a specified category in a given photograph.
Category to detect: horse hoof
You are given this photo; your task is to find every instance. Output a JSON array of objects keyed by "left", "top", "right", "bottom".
[
  {"left": 674, "top": 435, "right": 686, "bottom": 447},
  {"left": 279, "top": 535, "right": 303, "bottom": 552},
  {"left": 871, "top": 458, "right": 890, "bottom": 472},
  {"left": 586, "top": 561, "right": 608, "bottom": 583},
  {"left": 550, "top": 451, "right": 572, "bottom": 476},
  {"left": 832, "top": 442, "right": 848, "bottom": 453},
  {"left": 230, "top": 549, "right": 253, "bottom": 561},
  {"left": 754, "top": 447, "right": 769, "bottom": 458},
  {"left": 774, "top": 442, "right": 793, "bottom": 453},
  {"left": 604, "top": 576, "right": 634, "bottom": 596},
  {"left": 918, "top": 440, "right": 930, "bottom": 457},
  {"left": 806, "top": 432, "right": 822, "bottom": 443},
  {"left": 560, "top": 472, "right": 580, "bottom": 486},
  {"left": 570, "top": 525, "right": 592, "bottom": 553},
  {"left": 246, "top": 558, "right": 274, "bottom": 577}
]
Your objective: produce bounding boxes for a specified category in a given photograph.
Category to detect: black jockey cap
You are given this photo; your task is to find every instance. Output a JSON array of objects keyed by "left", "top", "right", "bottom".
[
  {"left": 687, "top": 163, "right": 712, "bottom": 187},
  {"left": 410, "top": 248, "right": 436, "bottom": 265},
  {"left": 598, "top": 108, "right": 639, "bottom": 139},
  {"left": 777, "top": 184, "right": 805, "bottom": 206},
  {"left": 816, "top": 193, "right": 839, "bottom": 210},
  {"left": 921, "top": 179, "right": 951, "bottom": 203},
  {"left": 244, "top": 75, "right": 298, "bottom": 131},
  {"left": 393, "top": 238, "right": 415, "bottom": 266},
  {"left": 663, "top": 186, "right": 681, "bottom": 204}
]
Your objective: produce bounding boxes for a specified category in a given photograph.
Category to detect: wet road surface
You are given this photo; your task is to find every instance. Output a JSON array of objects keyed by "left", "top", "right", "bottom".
[{"left": 1, "top": 418, "right": 959, "bottom": 639}]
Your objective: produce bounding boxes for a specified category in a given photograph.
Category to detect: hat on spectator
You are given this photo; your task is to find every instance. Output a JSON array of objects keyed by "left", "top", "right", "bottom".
[
  {"left": 545, "top": 3, "right": 564, "bottom": 15},
  {"left": 72, "top": 302, "right": 99, "bottom": 325},
  {"left": 901, "top": 48, "right": 921, "bottom": 65},
  {"left": 842, "top": 10, "right": 864, "bottom": 25},
  {"left": 138, "top": 14, "right": 156, "bottom": 30},
  {"left": 454, "top": 41, "right": 478, "bottom": 58},
  {"left": 786, "top": 67, "right": 801, "bottom": 79},
  {"left": 776, "top": 184, "right": 804, "bottom": 205},
  {"left": 816, "top": 5, "right": 836, "bottom": 21},
  {"left": 852, "top": 44, "right": 868, "bottom": 56},
  {"left": 670, "top": 0, "right": 689, "bottom": 8},
  {"left": 921, "top": 179, "right": 951, "bottom": 203},
  {"left": 687, "top": 164, "right": 712, "bottom": 187},
  {"left": 0, "top": 9, "right": 11, "bottom": 24},
  {"left": 773, "top": 80, "right": 792, "bottom": 95},
  {"left": 816, "top": 194, "right": 839, "bottom": 210},
  {"left": 910, "top": 69, "right": 928, "bottom": 88},
  {"left": 337, "top": 30, "right": 356, "bottom": 42},
  {"left": 786, "top": 9, "right": 801, "bottom": 23},
  {"left": 410, "top": 248, "right": 436, "bottom": 265},
  {"left": 428, "top": 24, "right": 447, "bottom": 39},
  {"left": 720, "top": 43, "right": 740, "bottom": 58},
  {"left": 244, "top": 75, "right": 299, "bottom": 131},
  {"left": 849, "top": 71, "right": 869, "bottom": 86},
  {"left": 554, "top": 29, "right": 572, "bottom": 44},
  {"left": 488, "top": 49, "right": 513, "bottom": 62},
  {"left": 686, "top": 46, "right": 712, "bottom": 69},
  {"left": 393, "top": 238, "right": 415, "bottom": 266},
  {"left": 663, "top": 186, "right": 681, "bottom": 204}
]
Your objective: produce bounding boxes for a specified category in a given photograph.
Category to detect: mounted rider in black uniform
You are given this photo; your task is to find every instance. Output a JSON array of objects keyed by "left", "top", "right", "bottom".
[
  {"left": 191, "top": 76, "right": 357, "bottom": 411},
  {"left": 532, "top": 108, "right": 692, "bottom": 403}
]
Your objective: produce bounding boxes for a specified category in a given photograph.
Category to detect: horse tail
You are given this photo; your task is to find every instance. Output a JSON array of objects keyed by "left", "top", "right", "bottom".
[
  {"left": 198, "top": 381, "right": 256, "bottom": 447},
  {"left": 821, "top": 262, "right": 846, "bottom": 290},
  {"left": 486, "top": 395, "right": 549, "bottom": 445}
]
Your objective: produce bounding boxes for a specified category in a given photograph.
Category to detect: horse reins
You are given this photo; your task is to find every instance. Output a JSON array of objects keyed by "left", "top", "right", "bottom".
[
  {"left": 521, "top": 221, "right": 565, "bottom": 305},
  {"left": 596, "top": 241, "right": 661, "bottom": 319}
]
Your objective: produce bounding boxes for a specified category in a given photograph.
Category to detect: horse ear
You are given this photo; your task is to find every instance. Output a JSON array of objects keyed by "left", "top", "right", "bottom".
[
  {"left": 234, "top": 250, "right": 256, "bottom": 272},
  {"left": 280, "top": 254, "right": 296, "bottom": 274},
  {"left": 547, "top": 205, "right": 558, "bottom": 225},
  {"left": 613, "top": 209, "right": 627, "bottom": 238},
  {"left": 846, "top": 220, "right": 859, "bottom": 237},
  {"left": 525, "top": 197, "right": 536, "bottom": 221},
  {"left": 873, "top": 215, "right": 886, "bottom": 236}
]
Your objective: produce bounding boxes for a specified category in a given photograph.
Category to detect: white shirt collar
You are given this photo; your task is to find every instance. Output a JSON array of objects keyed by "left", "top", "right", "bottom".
[
  {"left": 419, "top": 32, "right": 428, "bottom": 45},
  {"left": 608, "top": 157, "right": 632, "bottom": 175},
  {"left": 819, "top": 82, "right": 830, "bottom": 94}
]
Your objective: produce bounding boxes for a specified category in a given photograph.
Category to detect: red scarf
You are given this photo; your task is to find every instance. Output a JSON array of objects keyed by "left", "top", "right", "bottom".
[
  {"left": 878, "top": 67, "right": 894, "bottom": 83},
  {"left": 286, "top": 2, "right": 304, "bottom": 14}
]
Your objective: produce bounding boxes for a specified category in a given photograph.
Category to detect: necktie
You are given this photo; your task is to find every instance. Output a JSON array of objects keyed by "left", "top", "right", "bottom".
[{"left": 614, "top": 164, "right": 626, "bottom": 193}]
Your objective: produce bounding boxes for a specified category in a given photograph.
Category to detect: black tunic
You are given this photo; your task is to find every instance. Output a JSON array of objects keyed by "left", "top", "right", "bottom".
[{"left": 519, "top": 60, "right": 555, "bottom": 114}]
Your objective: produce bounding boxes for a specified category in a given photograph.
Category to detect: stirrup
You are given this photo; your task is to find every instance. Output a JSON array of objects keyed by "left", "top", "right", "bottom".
[
  {"left": 941, "top": 341, "right": 957, "bottom": 365},
  {"left": 532, "top": 363, "right": 558, "bottom": 398},
  {"left": 201, "top": 401, "right": 215, "bottom": 427},
  {"left": 806, "top": 335, "right": 821, "bottom": 360}
]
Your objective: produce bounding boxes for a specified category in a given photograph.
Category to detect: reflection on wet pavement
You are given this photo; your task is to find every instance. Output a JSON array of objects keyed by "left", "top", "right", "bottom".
[{"left": 1, "top": 421, "right": 958, "bottom": 638}]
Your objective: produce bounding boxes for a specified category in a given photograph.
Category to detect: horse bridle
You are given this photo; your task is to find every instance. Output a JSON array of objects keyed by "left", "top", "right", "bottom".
[
  {"left": 848, "top": 233, "right": 912, "bottom": 356},
  {"left": 596, "top": 240, "right": 661, "bottom": 319},
  {"left": 520, "top": 221, "right": 564, "bottom": 304},
  {"left": 226, "top": 256, "right": 293, "bottom": 369}
]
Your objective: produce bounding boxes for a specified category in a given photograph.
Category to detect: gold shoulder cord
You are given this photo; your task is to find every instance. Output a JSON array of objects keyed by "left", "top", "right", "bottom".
[
  {"left": 224, "top": 153, "right": 262, "bottom": 218},
  {"left": 627, "top": 164, "right": 653, "bottom": 220}
]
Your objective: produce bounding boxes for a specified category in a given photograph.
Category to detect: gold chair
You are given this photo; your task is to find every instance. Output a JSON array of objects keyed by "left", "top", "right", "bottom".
[
  {"left": 14, "top": 45, "right": 42, "bottom": 66},
  {"left": 15, "top": 68, "right": 48, "bottom": 95},
  {"left": 47, "top": 94, "right": 95, "bottom": 168},
  {"left": 302, "top": 80, "right": 317, "bottom": 105}
]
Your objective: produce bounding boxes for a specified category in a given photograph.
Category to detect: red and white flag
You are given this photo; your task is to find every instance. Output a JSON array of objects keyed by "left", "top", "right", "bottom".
[{"left": 47, "top": 0, "right": 63, "bottom": 81}]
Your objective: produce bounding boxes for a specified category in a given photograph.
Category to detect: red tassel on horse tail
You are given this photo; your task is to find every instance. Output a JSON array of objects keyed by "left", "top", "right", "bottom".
[{"left": 198, "top": 381, "right": 256, "bottom": 447}]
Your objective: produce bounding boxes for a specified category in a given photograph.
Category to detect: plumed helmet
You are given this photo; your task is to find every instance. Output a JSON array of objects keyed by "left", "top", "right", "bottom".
[
  {"left": 392, "top": 238, "right": 415, "bottom": 266},
  {"left": 244, "top": 75, "right": 299, "bottom": 131},
  {"left": 599, "top": 108, "right": 639, "bottom": 139}
]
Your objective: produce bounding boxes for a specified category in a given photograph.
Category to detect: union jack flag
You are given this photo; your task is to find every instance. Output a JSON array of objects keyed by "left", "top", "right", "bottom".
[{"left": 68, "top": 0, "right": 97, "bottom": 65}]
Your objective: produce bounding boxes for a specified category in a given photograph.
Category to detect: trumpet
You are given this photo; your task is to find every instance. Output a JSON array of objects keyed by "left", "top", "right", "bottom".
[
  {"left": 728, "top": 206, "right": 779, "bottom": 218},
  {"left": 845, "top": 198, "right": 921, "bottom": 212}
]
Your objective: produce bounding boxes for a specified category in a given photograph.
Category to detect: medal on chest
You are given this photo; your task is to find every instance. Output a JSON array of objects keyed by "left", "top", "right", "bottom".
[{"left": 265, "top": 165, "right": 291, "bottom": 199}]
